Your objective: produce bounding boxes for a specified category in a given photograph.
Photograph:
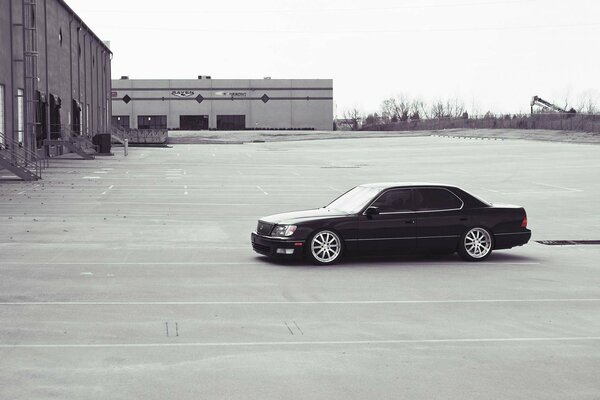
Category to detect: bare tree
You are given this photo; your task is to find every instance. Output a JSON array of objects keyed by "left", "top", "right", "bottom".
[
  {"left": 380, "top": 95, "right": 411, "bottom": 122},
  {"left": 391, "top": 95, "right": 411, "bottom": 121},
  {"left": 576, "top": 94, "right": 598, "bottom": 114},
  {"left": 380, "top": 99, "right": 395, "bottom": 122},
  {"left": 343, "top": 108, "right": 364, "bottom": 130},
  {"left": 430, "top": 99, "right": 447, "bottom": 118},
  {"left": 447, "top": 98, "right": 466, "bottom": 118},
  {"left": 411, "top": 99, "right": 427, "bottom": 120}
]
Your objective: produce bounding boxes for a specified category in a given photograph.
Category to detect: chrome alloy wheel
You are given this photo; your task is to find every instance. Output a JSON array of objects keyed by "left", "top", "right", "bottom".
[
  {"left": 464, "top": 227, "right": 492, "bottom": 259},
  {"left": 310, "top": 230, "right": 342, "bottom": 264}
]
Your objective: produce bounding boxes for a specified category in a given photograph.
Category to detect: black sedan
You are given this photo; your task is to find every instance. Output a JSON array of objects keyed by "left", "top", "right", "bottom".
[{"left": 251, "top": 183, "right": 531, "bottom": 264}]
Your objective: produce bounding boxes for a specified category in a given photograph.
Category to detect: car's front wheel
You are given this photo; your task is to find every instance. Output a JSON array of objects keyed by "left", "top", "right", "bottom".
[
  {"left": 307, "top": 230, "right": 343, "bottom": 265},
  {"left": 458, "top": 227, "right": 493, "bottom": 261}
]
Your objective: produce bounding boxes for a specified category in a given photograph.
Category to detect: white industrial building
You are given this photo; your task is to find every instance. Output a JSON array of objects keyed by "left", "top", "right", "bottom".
[{"left": 111, "top": 77, "right": 333, "bottom": 131}]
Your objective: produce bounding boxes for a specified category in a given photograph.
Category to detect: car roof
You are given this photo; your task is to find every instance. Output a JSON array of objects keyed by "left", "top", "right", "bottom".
[{"left": 358, "top": 182, "right": 459, "bottom": 190}]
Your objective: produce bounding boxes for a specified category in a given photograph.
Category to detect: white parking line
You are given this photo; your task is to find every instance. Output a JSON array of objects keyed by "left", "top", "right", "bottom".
[
  {"left": 531, "top": 182, "right": 583, "bottom": 192},
  {"left": 256, "top": 186, "right": 269, "bottom": 195},
  {"left": 0, "top": 261, "right": 541, "bottom": 266},
  {"left": 1, "top": 298, "right": 597, "bottom": 306},
  {"left": 101, "top": 185, "right": 114, "bottom": 195},
  {"left": 1, "top": 337, "right": 599, "bottom": 349}
]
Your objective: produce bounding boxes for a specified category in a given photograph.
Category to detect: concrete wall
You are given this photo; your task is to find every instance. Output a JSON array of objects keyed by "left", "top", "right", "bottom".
[
  {"left": 112, "top": 79, "right": 334, "bottom": 131},
  {"left": 0, "top": 0, "right": 112, "bottom": 151}
]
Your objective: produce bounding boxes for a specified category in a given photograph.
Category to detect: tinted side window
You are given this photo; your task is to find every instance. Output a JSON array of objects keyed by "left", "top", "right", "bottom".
[
  {"left": 371, "top": 189, "right": 413, "bottom": 213},
  {"left": 415, "top": 188, "right": 462, "bottom": 211}
]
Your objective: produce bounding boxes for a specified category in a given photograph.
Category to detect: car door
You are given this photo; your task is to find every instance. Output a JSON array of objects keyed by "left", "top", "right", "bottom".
[
  {"left": 357, "top": 188, "right": 417, "bottom": 254},
  {"left": 414, "top": 188, "right": 467, "bottom": 252}
]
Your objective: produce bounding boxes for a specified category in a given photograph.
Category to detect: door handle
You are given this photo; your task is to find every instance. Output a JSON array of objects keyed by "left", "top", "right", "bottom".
[
  {"left": 405, "top": 220, "right": 416, "bottom": 224},
  {"left": 459, "top": 217, "right": 468, "bottom": 221}
]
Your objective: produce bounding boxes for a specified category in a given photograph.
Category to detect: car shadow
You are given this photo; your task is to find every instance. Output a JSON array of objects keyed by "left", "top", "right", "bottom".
[{"left": 254, "top": 251, "right": 540, "bottom": 268}]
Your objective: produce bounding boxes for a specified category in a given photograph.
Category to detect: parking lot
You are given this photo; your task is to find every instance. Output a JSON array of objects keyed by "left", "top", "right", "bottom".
[{"left": 1, "top": 134, "right": 599, "bottom": 399}]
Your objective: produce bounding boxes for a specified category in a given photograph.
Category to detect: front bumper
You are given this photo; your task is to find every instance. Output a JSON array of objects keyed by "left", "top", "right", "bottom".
[{"left": 251, "top": 232, "right": 305, "bottom": 259}]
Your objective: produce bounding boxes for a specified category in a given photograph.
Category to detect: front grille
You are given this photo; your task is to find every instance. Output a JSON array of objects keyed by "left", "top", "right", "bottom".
[
  {"left": 252, "top": 242, "right": 271, "bottom": 254},
  {"left": 256, "top": 221, "right": 274, "bottom": 236}
]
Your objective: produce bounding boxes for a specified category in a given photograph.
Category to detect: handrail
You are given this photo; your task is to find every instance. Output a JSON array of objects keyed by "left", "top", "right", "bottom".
[
  {"left": 0, "top": 142, "right": 41, "bottom": 179},
  {"left": 0, "top": 131, "right": 48, "bottom": 169},
  {"left": 51, "top": 124, "right": 98, "bottom": 153},
  {"left": 111, "top": 127, "right": 126, "bottom": 144},
  {"left": 0, "top": 132, "right": 43, "bottom": 178}
]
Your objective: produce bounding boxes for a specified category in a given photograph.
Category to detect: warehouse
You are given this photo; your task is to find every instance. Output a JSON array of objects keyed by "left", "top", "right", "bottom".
[
  {"left": 111, "top": 77, "right": 333, "bottom": 131},
  {"left": 0, "top": 0, "right": 112, "bottom": 173}
]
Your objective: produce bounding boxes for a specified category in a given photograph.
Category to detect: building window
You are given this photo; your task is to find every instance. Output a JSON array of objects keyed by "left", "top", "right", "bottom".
[
  {"left": 0, "top": 84, "right": 5, "bottom": 146},
  {"left": 17, "top": 89, "right": 24, "bottom": 143},
  {"left": 112, "top": 115, "right": 129, "bottom": 130},
  {"left": 217, "top": 115, "right": 245, "bottom": 130},
  {"left": 137, "top": 115, "right": 166, "bottom": 130}
]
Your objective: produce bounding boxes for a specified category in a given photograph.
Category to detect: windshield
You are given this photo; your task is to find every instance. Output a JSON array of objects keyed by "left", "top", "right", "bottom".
[{"left": 326, "top": 186, "right": 382, "bottom": 213}]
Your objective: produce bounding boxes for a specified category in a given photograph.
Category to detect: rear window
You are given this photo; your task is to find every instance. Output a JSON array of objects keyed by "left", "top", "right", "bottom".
[{"left": 415, "top": 188, "right": 463, "bottom": 211}]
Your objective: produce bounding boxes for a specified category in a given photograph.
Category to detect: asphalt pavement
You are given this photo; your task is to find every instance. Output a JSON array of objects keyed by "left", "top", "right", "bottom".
[{"left": 1, "top": 134, "right": 599, "bottom": 399}]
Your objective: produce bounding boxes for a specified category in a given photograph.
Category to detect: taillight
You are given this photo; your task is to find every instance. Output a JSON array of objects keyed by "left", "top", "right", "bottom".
[{"left": 521, "top": 215, "right": 528, "bottom": 228}]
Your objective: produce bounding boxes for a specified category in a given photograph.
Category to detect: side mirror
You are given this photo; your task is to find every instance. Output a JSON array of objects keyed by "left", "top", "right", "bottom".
[{"left": 365, "top": 206, "right": 380, "bottom": 216}]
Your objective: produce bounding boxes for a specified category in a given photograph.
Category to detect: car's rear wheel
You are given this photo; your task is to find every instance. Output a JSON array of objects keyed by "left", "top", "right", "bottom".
[
  {"left": 458, "top": 227, "right": 493, "bottom": 261},
  {"left": 308, "top": 230, "right": 343, "bottom": 265}
]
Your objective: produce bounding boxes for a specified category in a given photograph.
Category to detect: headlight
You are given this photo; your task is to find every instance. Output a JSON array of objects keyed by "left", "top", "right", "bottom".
[{"left": 271, "top": 225, "right": 297, "bottom": 237}]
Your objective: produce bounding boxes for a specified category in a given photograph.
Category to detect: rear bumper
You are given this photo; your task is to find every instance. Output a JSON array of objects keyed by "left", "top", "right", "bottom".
[
  {"left": 251, "top": 232, "right": 305, "bottom": 259},
  {"left": 494, "top": 230, "right": 532, "bottom": 250}
]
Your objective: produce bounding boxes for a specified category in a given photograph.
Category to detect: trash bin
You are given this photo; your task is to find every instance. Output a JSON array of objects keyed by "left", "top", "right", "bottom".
[{"left": 93, "top": 134, "right": 112, "bottom": 154}]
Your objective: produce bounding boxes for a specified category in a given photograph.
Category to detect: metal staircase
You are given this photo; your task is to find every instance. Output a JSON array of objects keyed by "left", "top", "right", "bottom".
[
  {"left": 0, "top": 132, "right": 46, "bottom": 180},
  {"left": 43, "top": 125, "right": 97, "bottom": 160},
  {"left": 111, "top": 127, "right": 126, "bottom": 145}
]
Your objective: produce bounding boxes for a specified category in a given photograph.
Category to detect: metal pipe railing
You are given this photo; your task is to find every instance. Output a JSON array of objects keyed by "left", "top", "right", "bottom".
[{"left": 0, "top": 131, "right": 44, "bottom": 177}]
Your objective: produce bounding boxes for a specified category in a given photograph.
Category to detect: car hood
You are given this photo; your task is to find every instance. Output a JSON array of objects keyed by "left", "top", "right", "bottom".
[{"left": 260, "top": 208, "right": 349, "bottom": 224}]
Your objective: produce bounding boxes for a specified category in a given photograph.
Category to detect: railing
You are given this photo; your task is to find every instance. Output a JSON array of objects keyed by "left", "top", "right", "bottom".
[
  {"left": 110, "top": 127, "right": 126, "bottom": 144},
  {"left": 71, "top": 135, "right": 97, "bottom": 152},
  {"left": 111, "top": 126, "right": 168, "bottom": 144},
  {"left": 0, "top": 131, "right": 43, "bottom": 179},
  {"left": 50, "top": 124, "right": 98, "bottom": 153}
]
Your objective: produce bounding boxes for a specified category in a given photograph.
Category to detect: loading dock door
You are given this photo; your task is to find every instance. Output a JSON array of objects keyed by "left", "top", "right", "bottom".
[
  {"left": 217, "top": 115, "right": 245, "bottom": 130},
  {"left": 180, "top": 115, "right": 209, "bottom": 130},
  {"left": 49, "top": 94, "right": 61, "bottom": 140}
]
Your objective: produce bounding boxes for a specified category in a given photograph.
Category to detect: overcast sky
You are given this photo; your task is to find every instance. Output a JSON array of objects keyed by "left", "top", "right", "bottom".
[{"left": 68, "top": 0, "right": 599, "bottom": 117}]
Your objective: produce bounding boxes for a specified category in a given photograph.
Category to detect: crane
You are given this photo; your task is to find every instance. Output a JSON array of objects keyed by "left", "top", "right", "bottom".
[{"left": 530, "top": 96, "right": 576, "bottom": 115}]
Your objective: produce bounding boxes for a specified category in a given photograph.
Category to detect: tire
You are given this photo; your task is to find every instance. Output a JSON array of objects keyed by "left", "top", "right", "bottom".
[
  {"left": 458, "top": 227, "right": 494, "bottom": 261},
  {"left": 307, "top": 230, "right": 343, "bottom": 265}
]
